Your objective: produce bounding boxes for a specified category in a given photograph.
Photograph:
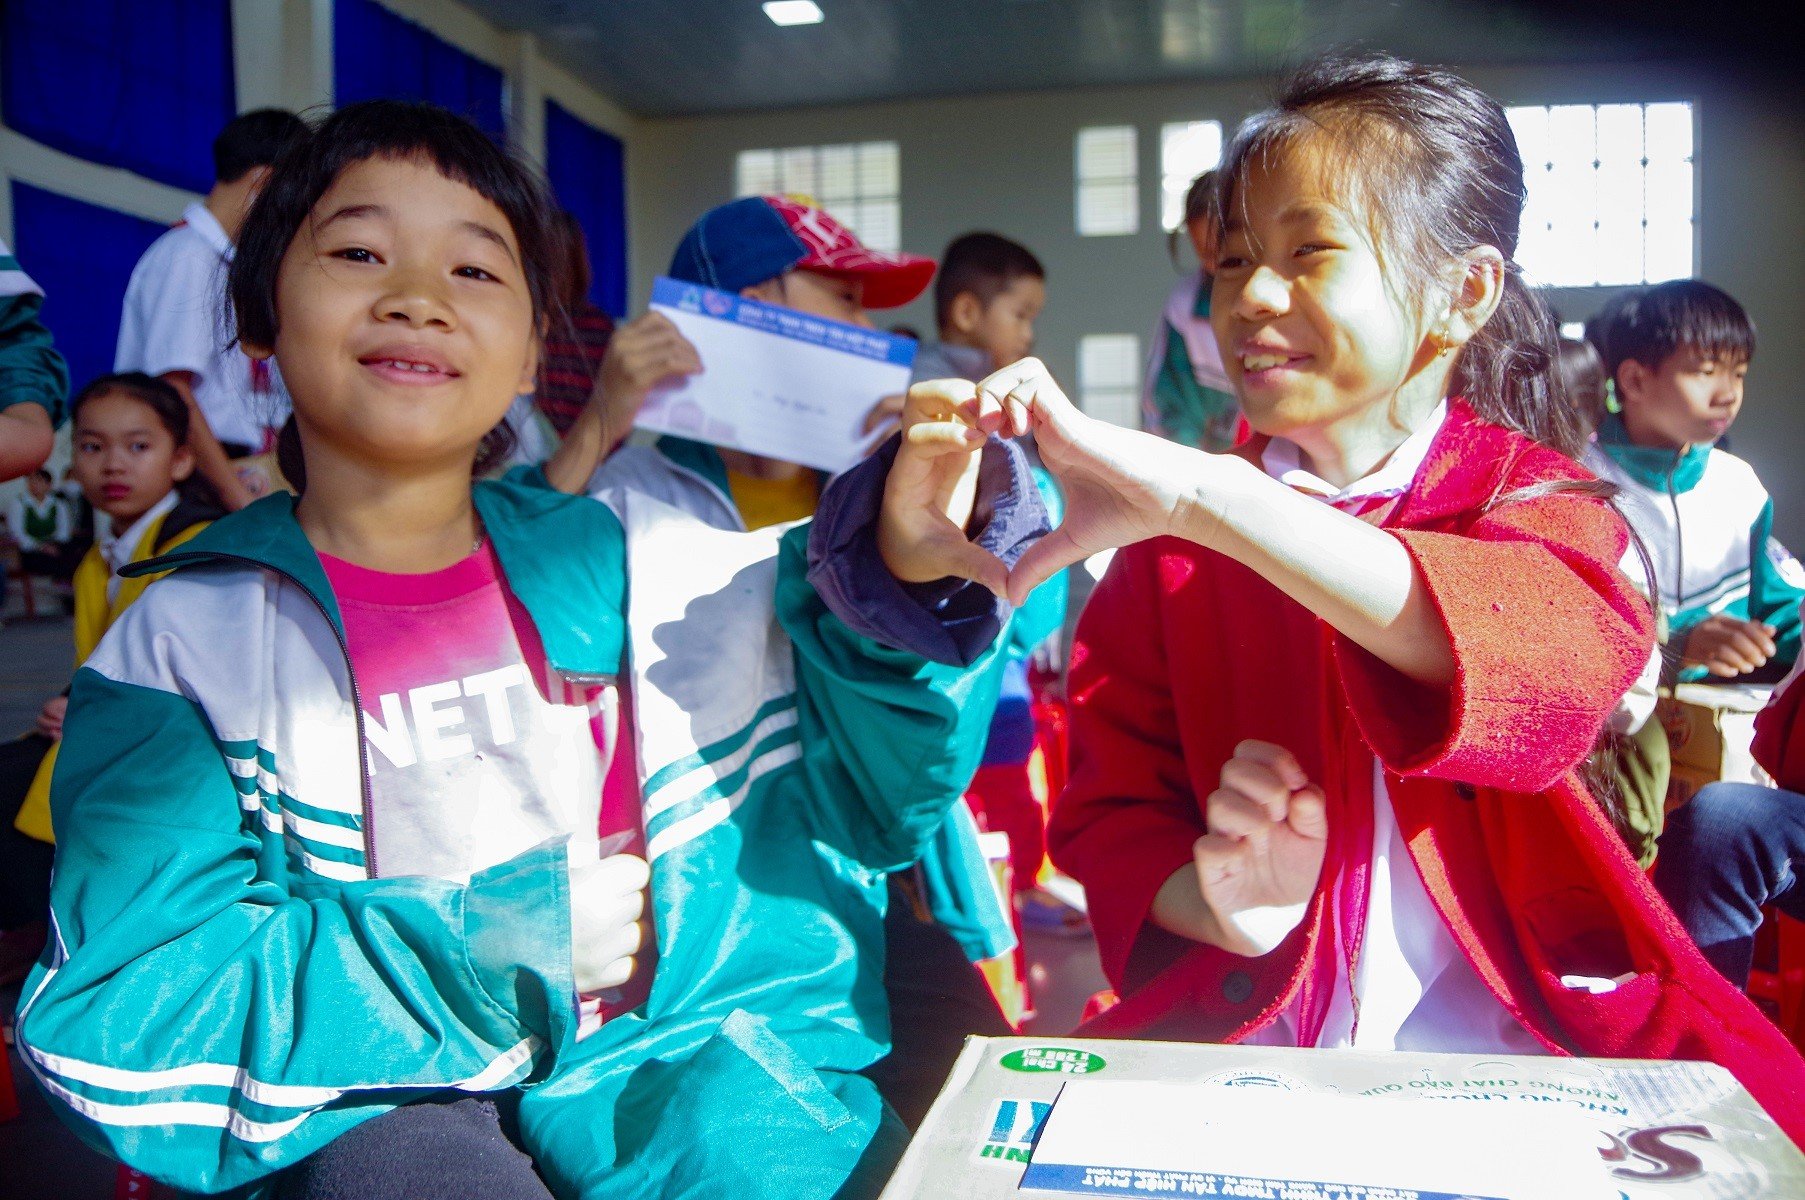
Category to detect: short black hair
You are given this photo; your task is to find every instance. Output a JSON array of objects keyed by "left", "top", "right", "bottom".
[
  {"left": 230, "top": 100, "right": 554, "bottom": 489},
  {"left": 70, "top": 372, "right": 191, "bottom": 444},
  {"left": 933, "top": 233, "right": 1044, "bottom": 330},
  {"left": 1594, "top": 280, "right": 1756, "bottom": 388},
  {"left": 230, "top": 99, "right": 561, "bottom": 352},
  {"left": 213, "top": 109, "right": 308, "bottom": 185}
]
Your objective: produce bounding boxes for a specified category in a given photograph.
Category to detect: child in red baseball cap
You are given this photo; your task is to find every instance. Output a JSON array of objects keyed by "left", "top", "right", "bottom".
[{"left": 542, "top": 195, "right": 935, "bottom": 508}]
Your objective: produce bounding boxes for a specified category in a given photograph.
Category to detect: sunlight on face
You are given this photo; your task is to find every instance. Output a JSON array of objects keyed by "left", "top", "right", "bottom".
[
  {"left": 267, "top": 155, "right": 538, "bottom": 477},
  {"left": 1209, "top": 135, "right": 1447, "bottom": 457}
]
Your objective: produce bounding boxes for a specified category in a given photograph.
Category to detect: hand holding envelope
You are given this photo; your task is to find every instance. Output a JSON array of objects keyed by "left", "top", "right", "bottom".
[{"left": 636, "top": 278, "right": 918, "bottom": 473}]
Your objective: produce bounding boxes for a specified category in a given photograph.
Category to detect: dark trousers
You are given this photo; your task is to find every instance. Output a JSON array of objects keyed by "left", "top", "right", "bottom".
[
  {"left": 861, "top": 872, "right": 1013, "bottom": 1129},
  {"left": 1653, "top": 780, "right": 1805, "bottom": 986},
  {"left": 0, "top": 734, "right": 55, "bottom": 930},
  {"left": 273, "top": 1094, "right": 552, "bottom": 1200}
]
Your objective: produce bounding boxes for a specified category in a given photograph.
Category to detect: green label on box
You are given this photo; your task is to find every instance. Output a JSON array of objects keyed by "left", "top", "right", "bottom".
[{"left": 1000, "top": 1047, "right": 1107, "bottom": 1075}]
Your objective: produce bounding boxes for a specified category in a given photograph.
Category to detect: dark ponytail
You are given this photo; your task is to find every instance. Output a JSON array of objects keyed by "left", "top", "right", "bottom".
[
  {"left": 1214, "top": 53, "right": 1587, "bottom": 459},
  {"left": 1451, "top": 271, "right": 1590, "bottom": 459}
]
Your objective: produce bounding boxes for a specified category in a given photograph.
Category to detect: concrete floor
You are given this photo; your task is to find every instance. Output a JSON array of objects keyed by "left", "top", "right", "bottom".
[{"left": 0, "top": 606, "right": 1108, "bottom": 1197}]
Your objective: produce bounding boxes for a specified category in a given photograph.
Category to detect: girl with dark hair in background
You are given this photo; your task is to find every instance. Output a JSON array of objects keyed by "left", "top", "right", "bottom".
[
  {"left": 985, "top": 52, "right": 1805, "bottom": 1138},
  {"left": 0, "top": 372, "right": 217, "bottom": 985},
  {"left": 1141, "top": 169, "right": 1242, "bottom": 451}
]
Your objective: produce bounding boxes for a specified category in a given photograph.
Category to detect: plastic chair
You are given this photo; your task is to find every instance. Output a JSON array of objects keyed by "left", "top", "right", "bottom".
[
  {"left": 115, "top": 1166, "right": 159, "bottom": 1199},
  {"left": 1747, "top": 906, "right": 1805, "bottom": 1052},
  {"left": 0, "top": 1033, "right": 19, "bottom": 1123}
]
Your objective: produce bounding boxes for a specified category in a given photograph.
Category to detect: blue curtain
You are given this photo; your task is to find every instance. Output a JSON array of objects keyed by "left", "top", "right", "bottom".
[
  {"left": 545, "top": 101, "right": 628, "bottom": 317},
  {"left": 10, "top": 184, "right": 167, "bottom": 393},
  {"left": 334, "top": 0, "right": 506, "bottom": 140},
  {"left": 1, "top": 0, "right": 235, "bottom": 194}
]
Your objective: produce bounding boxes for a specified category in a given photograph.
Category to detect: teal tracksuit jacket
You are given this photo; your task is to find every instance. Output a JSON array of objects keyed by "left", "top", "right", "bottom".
[{"left": 15, "top": 470, "right": 1015, "bottom": 1198}]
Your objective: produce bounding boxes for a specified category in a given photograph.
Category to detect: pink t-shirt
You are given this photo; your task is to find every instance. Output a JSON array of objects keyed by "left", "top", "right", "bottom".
[{"left": 321, "top": 543, "right": 648, "bottom": 1017}]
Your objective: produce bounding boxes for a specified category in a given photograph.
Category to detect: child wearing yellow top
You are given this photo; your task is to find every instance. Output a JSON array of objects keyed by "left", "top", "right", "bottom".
[{"left": 0, "top": 373, "right": 217, "bottom": 981}]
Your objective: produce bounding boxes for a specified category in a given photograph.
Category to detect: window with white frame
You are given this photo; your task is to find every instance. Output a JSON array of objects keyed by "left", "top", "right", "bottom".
[
  {"left": 1075, "top": 125, "right": 1138, "bottom": 237},
  {"left": 1160, "top": 120, "right": 1223, "bottom": 231},
  {"left": 1078, "top": 334, "right": 1142, "bottom": 427},
  {"left": 735, "top": 141, "right": 901, "bottom": 251},
  {"left": 1507, "top": 102, "right": 1695, "bottom": 288}
]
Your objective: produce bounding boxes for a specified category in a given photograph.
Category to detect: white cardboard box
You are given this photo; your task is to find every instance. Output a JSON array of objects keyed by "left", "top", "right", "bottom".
[{"left": 880, "top": 1036, "right": 1805, "bottom": 1199}]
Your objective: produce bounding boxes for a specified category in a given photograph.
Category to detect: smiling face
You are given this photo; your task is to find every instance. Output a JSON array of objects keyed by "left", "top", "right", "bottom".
[
  {"left": 254, "top": 155, "right": 538, "bottom": 478},
  {"left": 72, "top": 391, "right": 194, "bottom": 525},
  {"left": 1209, "top": 135, "right": 1451, "bottom": 461},
  {"left": 1618, "top": 345, "right": 1747, "bottom": 451}
]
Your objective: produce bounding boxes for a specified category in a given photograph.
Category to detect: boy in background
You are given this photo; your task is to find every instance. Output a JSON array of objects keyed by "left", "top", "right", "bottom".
[
  {"left": 115, "top": 108, "right": 305, "bottom": 510},
  {"left": 6, "top": 469, "right": 70, "bottom": 577},
  {"left": 911, "top": 233, "right": 1044, "bottom": 384},
  {"left": 1586, "top": 279, "right": 1804, "bottom": 683}
]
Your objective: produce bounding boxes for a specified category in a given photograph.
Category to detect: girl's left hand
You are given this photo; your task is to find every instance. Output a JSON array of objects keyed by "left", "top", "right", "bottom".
[
  {"left": 980, "top": 358, "right": 1251, "bottom": 605},
  {"left": 876, "top": 380, "right": 1026, "bottom": 596}
]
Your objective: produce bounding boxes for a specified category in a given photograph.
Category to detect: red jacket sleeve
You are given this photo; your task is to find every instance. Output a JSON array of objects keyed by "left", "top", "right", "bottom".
[
  {"left": 1753, "top": 660, "right": 1805, "bottom": 792},
  {"left": 1337, "top": 467, "right": 1654, "bottom": 791},
  {"left": 1046, "top": 541, "right": 1203, "bottom": 990}
]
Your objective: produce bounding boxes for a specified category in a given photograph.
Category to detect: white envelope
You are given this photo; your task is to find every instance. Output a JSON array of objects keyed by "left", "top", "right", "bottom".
[
  {"left": 636, "top": 276, "right": 917, "bottom": 473},
  {"left": 1021, "top": 1078, "right": 1617, "bottom": 1200}
]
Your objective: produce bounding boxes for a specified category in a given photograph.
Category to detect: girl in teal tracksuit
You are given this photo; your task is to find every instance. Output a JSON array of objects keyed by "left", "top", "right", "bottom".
[{"left": 15, "top": 102, "right": 1040, "bottom": 1199}]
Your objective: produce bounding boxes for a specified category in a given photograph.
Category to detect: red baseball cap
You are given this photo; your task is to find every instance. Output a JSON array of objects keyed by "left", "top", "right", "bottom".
[{"left": 667, "top": 195, "right": 936, "bottom": 310}]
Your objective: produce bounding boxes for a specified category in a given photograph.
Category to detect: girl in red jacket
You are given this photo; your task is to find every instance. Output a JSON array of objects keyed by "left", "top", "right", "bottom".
[{"left": 985, "top": 52, "right": 1805, "bottom": 1138}]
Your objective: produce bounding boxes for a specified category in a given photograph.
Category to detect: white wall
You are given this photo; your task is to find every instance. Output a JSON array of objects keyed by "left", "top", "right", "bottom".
[{"left": 626, "top": 61, "right": 1805, "bottom": 543}]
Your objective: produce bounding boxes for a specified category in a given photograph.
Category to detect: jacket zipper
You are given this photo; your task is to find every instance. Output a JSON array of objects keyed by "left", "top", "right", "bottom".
[{"left": 144, "top": 551, "right": 380, "bottom": 877}]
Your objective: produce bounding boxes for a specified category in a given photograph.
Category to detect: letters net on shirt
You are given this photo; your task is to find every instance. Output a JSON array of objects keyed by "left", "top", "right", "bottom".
[{"left": 320, "top": 543, "right": 649, "bottom": 1022}]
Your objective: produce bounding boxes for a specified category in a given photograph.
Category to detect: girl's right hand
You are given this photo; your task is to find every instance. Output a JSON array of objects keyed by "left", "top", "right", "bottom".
[
  {"left": 1190, "top": 740, "right": 1328, "bottom": 957},
  {"left": 566, "top": 845, "right": 650, "bottom": 995},
  {"left": 36, "top": 694, "right": 67, "bottom": 741},
  {"left": 979, "top": 358, "right": 1255, "bottom": 605}
]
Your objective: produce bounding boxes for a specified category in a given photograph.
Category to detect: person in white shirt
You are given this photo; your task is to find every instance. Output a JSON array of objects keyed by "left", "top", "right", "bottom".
[{"left": 115, "top": 109, "right": 305, "bottom": 510}]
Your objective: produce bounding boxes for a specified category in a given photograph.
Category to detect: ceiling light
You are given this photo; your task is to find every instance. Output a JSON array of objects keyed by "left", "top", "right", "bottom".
[{"left": 764, "top": 1, "right": 824, "bottom": 26}]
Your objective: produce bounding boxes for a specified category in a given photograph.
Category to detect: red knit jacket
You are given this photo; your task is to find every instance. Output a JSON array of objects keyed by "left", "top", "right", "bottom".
[
  {"left": 1753, "top": 653, "right": 1805, "bottom": 791},
  {"left": 1048, "top": 400, "right": 1805, "bottom": 1142}
]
